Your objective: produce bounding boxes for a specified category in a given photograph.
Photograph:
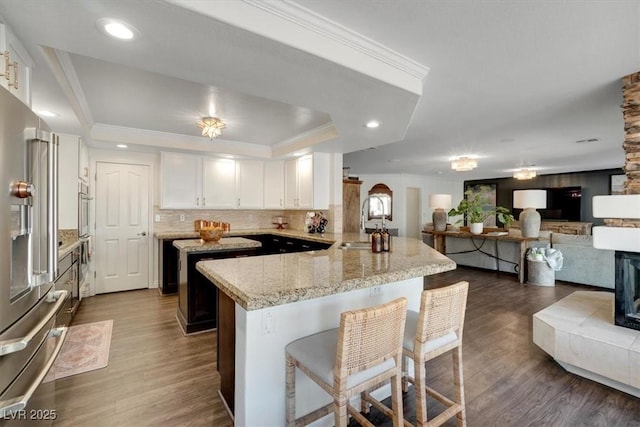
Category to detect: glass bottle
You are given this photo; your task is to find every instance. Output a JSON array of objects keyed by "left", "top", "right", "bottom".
[
  {"left": 381, "top": 227, "right": 390, "bottom": 252},
  {"left": 371, "top": 226, "right": 382, "bottom": 253}
]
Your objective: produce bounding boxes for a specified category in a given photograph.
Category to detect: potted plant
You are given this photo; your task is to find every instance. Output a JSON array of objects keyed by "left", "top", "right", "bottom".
[{"left": 448, "top": 186, "right": 515, "bottom": 234}]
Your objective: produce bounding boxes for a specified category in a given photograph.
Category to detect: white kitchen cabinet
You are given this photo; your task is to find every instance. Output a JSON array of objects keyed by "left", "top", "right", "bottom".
[
  {"left": 264, "top": 160, "right": 284, "bottom": 209},
  {"left": 78, "top": 137, "right": 89, "bottom": 183},
  {"left": 161, "top": 153, "right": 237, "bottom": 209},
  {"left": 0, "top": 23, "right": 32, "bottom": 107},
  {"left": 160, "top": 152, "right": 202, "bottom": 209},
  {"left": 235, "top": 159, "right": 264, "bottom": 209},
  {"left": 202, "top": 157, "right": 236, "bottom": 209},
  {"left": 284, "top": 153, "right": 330, "bottom": 210}
]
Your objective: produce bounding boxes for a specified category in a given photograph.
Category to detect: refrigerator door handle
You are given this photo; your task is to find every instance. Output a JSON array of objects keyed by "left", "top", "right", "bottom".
[
  {"left": 0, "top": 326, "right": 67, "bottom": 418},
  {"left": 0, "top": 290, "right": 67, "bottom": 356}
]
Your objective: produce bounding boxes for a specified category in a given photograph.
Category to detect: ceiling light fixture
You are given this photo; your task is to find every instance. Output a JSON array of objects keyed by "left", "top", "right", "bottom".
[
  {"left": 197, "top": 117, "right": 226, "bottom": 140},
  {"left": 513, "top": 167, "right": 537, "bottom": 180},
  {"left": 365, "top": 121, "right": 380, "bottom": 128},
  {"left": 451, "top": 156, "right": 477, "bottom": 172},
  {"left": 38, "top": 110, "right": 57, "bottom": 117},
  {"left": 116, "top": 144, "right": 128, "bottom": 149},
  {"left": 97, "top": 18, "right": 138, "bottom": 40}
]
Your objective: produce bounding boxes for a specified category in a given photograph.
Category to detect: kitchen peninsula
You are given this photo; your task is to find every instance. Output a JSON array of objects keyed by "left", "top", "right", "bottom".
[{"left": 196, "top": 233, "right": 456, "bottom": 426}]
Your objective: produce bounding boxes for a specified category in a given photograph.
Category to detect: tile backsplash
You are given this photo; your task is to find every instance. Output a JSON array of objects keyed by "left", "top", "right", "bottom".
[{"left": 153, "top": 205, "right": 342, "bottom": 234}]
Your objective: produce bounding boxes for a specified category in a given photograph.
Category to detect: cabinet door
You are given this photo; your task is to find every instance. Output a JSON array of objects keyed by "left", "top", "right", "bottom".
[
  {"left": 57, "top": 134, "right": 79, "bottom": 230},
  {"left": 78, "top": 137, "right": 90, "bottom": 183},
  {"left": 2, "top": 26, "right": 32, "bottom": 106},
  {"left": 202, "top": 158, "right": 236, "bottom": 209},
  {"left": 161, "top": 152, "right": 202, "bottom": 208},
  {"left": 284, "top": 159, "right": 298, "bottom": 209},
  {"left": 236, "top": 160, "right": 264, "bottom": 209},
  {"left": 264, "top": 161, "right": 284, "bottom": 209},
  {"left": 296, "top": 155, "right": 313, "bottom": 209}
]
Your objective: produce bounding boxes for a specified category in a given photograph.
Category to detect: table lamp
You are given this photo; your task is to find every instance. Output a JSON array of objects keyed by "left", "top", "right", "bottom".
[
  {"left": 513, "top": 190, "right": 547, "bottom": 238},
  {"left": 429, "top": 193, "right": 452, "bottom": 232}
]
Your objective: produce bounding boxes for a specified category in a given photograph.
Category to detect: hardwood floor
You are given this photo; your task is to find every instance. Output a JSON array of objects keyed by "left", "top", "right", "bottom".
[
  {"left": 53, "top": 268, "right": 640, "bottom": 426},
  {"left": 53, "top": 290, "right": 232, "bottom": 427}
]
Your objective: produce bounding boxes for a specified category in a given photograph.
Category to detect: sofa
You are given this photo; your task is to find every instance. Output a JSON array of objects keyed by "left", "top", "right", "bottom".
[{"left": 551, "top": 233, "right": 614, "bottom": 289}]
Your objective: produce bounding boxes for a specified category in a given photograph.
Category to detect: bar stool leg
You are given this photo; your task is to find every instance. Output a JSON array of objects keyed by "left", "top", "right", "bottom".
[
  {"left": 414, "top": 359, "right": 428, "bottom": 427},
  {"left": 390, "top": 373, "right": 405, "bottom": 427},
  {"left": 285, "top": 355, "right": 296, "bottom": 427},
  {"left": 401, "top": 354, "right": 410, "bottom": 393},
  {"left": 453, "top": 347, "right": 466, "bottom": 427},
  {"left": 334, "top": 396, "right": 348, "bottom": 427}
]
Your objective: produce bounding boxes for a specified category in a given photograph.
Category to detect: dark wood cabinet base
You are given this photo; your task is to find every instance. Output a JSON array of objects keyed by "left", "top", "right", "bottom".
[
  {"left": 175, "top": 306, "right": 216, "bottom": 335},
  {"left": 217, "top": 289, "right": 235, "bottom": 414}
]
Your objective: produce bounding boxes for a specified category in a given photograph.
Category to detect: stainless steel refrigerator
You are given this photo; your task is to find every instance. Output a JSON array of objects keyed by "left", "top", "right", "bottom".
[{"left": 0, "top": 86, "right": 68, "bottom": 425}]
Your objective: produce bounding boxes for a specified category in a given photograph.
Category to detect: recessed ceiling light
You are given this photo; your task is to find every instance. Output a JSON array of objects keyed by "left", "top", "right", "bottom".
[
  {"left": 97, "top": 18, "right": 138, "bottom": 40},
  {"left": 365, "top": 121, "right": 380, "bottom": 128},
  {"left": 38, "top": 110, "right": 57, "bottom": 117},
  {"left": 116, "top": 144, "right": 128, "bottom": 149}
]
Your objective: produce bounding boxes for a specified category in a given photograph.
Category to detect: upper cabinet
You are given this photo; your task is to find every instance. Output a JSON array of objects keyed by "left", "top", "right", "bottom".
[
  {"left": 202, "top": 157, "right": 236, "bottom": 209},
  {"left": 78, "top": 138, "right": 89, "bottom": 183},
  {"left": 284, "top": 153, "right": 330, "bottom": 210},
  {"left": 161, "top": 152, "right": 330, "bottom": 210},
  {"left": 0, "top": 23, "right": 32, "bottom": 107},
  {"left": 235, "top": 159, "right": 264, "bottom": 209},
  {"left": 264, "top": 160, "right": 284, "bottom": 209},
  {"left": 161, "top": 152, "right": 202, "bottom": 209},
  {"left": 58, "top": 135, "right": 80, "bottom": 230}
]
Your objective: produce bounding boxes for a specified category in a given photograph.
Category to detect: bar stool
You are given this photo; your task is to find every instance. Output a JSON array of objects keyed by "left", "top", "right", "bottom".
[
  {"left": 402, "top": 281, "right": 469, "bottom": 427},
  {"left": 285, "top": 297, "right": 408, "bottom": 427}
]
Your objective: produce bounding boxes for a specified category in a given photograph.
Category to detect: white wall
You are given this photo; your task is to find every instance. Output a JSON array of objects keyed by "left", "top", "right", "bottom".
[
  {"left": 58, "top": 133, "right": 79, "bottom": 230},
  {"left": 358, "top": 174, "right": 464, "bottom": 237}
]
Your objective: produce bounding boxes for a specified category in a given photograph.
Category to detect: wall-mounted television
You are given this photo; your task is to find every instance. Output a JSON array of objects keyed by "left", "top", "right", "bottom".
[{"left": 513, "top": 186, "right": 582, "bottom": 221}]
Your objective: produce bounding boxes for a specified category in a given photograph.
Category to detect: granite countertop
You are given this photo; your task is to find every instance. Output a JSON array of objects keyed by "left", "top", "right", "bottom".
[
  {"left": 196, "top": 233, "right": 456, "bottom": 311},
  {"left": 173, "top": 237, "right": 261, "bottom": 253},
  {"left": 58, "top": 239, "right": 81, "bottom": 259},
  {"left": 155, "top": 228, "right": 338, "bottom": 245}
]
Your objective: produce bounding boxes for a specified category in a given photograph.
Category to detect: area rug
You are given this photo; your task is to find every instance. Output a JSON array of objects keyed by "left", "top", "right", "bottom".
[{"left": 44, "top": 320, "right": 113, "bottom": 382}]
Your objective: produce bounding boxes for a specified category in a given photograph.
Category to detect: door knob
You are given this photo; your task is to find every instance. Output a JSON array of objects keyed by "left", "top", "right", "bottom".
[{"left": 137, "top": 232, "right": 147, "bottom": 237}]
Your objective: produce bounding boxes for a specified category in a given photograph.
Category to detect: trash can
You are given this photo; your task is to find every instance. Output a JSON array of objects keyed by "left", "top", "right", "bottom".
[
  {"left": 528, "top": 259, "right": 555, "bottom": 286},
  {"left": 527, "top": 247, "right": 563, "bottom": 287}
]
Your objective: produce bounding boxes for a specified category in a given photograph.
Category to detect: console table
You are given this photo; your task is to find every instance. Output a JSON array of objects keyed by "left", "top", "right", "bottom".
[{"left": 424, "top": 230, "right": 538, "bottom": 283}]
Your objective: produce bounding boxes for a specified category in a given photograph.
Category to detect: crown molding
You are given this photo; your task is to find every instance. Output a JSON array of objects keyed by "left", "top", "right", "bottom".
[
  {"left": 39, "top": 47, "right": 94, "bottom": 139},
  {"left": 271, "top": 122, "right": 339, "bottom": 158},
  {"left": 169, "top": 0, "right": 428, "bottom": 95},
  {"left": 91, "top": 123, "right": 272, "bottom": 158},
  {"left": 245, "top": 0, "right": 429, "bottom": 81}
]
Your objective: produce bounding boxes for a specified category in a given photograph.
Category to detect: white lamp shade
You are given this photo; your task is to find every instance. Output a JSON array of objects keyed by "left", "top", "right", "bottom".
[
  {"left": 429, "top": 193, "right": 452, "bottom": 210},
  {"left": 513, "top": 190, "right": 547, "bottom": 209}
]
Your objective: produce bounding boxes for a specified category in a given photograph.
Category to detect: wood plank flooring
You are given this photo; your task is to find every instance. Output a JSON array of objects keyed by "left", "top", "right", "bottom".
[{"left": 53, "top": 268, "right": 640, "bottom": 426}]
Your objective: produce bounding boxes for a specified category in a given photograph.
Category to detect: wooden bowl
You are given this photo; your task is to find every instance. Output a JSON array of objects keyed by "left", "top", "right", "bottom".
[{"left": 199, "top": 228, "right": 223, "bottom": 242}]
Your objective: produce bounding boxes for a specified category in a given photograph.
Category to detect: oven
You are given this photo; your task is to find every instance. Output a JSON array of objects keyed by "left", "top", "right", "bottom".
[{"left": 78, "top": 183, "right": 89, "bottom": 238}]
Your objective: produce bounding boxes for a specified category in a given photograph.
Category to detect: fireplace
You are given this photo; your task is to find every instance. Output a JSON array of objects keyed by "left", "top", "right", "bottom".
[{"left": 614, "top": 251, "right": 640, "bottom": 331}]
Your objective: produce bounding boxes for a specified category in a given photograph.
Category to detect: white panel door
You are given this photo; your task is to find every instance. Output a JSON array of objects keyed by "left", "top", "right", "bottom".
[
  {"left": 202, "top": 158, "right": 236, "bottom": 209},
  {"left": 96, "top": 162, "right": 150, "bottom": 293}
]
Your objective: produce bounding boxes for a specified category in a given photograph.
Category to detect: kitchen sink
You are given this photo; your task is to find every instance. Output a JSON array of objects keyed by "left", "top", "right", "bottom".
[{"left": 338, "top": 241, "right": 371, "bottom": 250}]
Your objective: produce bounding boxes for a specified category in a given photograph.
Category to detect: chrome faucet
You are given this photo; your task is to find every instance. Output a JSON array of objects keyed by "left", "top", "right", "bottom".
[{"left": 360, "top": 195, "right": 386, "bottom": 232}]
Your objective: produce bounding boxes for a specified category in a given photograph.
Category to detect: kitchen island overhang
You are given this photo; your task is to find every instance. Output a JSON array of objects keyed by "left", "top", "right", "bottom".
[{"left": 196, "top": 234, "right": 456, "bottom": 426}]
